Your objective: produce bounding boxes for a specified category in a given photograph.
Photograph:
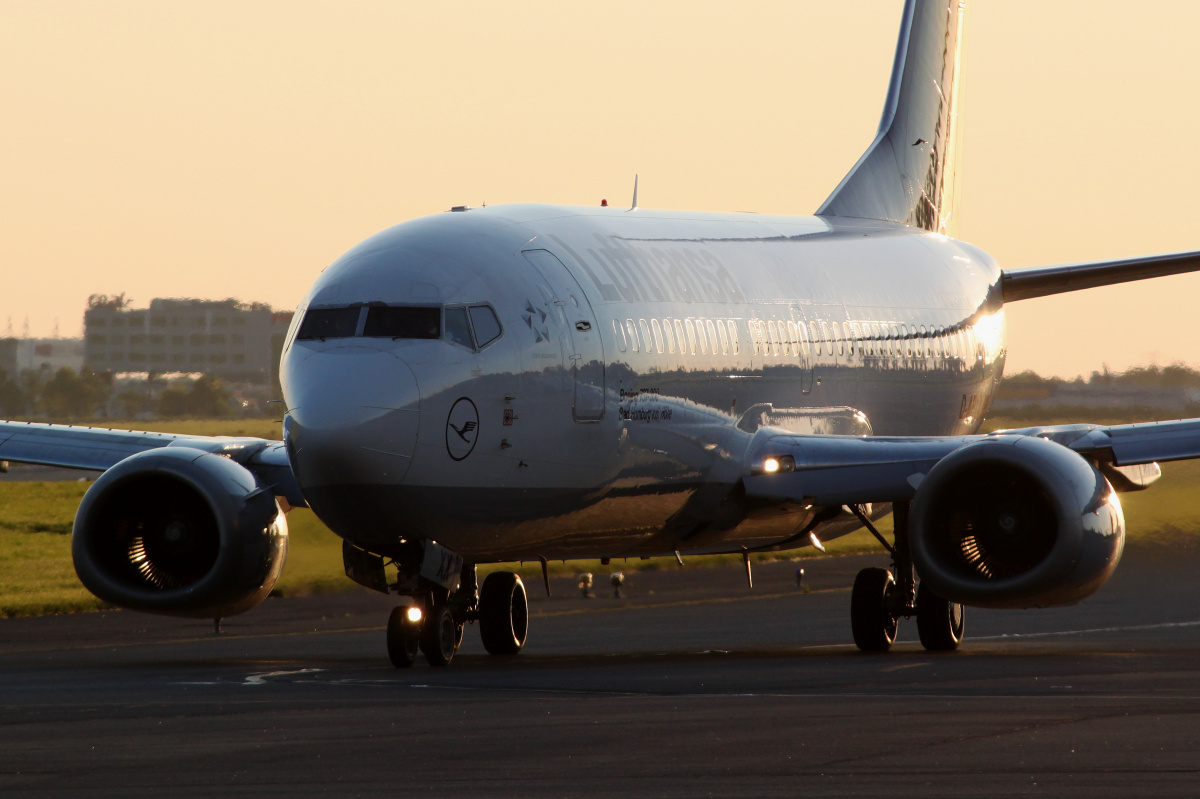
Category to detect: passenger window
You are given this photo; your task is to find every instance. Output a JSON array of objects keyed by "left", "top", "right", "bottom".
[
  {"left": 696, "top": 319, "right": 708, "bottom": 354},
  {"left": 297, "top": 307, "right": 361, "bottom": 340},
  {"left": 843, "top": 322, "right": 852, "bottom": 356},
  {"left": 639, "top": 319, "right": 653, "bottom": 354},
  {"left": 674, "top": 320, "right": 687, "bottom": 355},
  {"left": 715, "top": 319, "right": 729, "bottom": 355},
  {"left": 613, "top": 319, "right": 627, "bottom": 353},
  {"left": 626, "top": 319, "right": 640, "bottom": 353},
  {"left": 444, "top": 307, "right": 474, "bottom": 349},
  {"left": 726, "top": 320, "right": 739, "bottom": 355},
  {"left": 890, "top": 324, "right": 900, "bottom": 356},
  {"left": 663, "top": 319, "right": 675, "bottom": 354},
  {"left": 651, "top": 319, "right": 664, "bottom": 353},
  {"left": 685, "top": 319, "right": 697, "bottom": 354},
  {"left": 809, "top": 322, "right": 821, "bottom": 356},
  {"left": 797, "top": 321, "right": 809, "bottom": 358}
]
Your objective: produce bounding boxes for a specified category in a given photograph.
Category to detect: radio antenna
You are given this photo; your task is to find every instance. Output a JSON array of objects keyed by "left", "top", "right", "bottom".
[{"left": 629, "top": 174, "right": 639, "bottom": 211}]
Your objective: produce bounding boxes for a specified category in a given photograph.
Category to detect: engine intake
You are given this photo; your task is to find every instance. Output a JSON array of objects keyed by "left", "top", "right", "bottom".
[
  {"left": 73, "top": 447, "right": 288, "bottom": 618},
  {"left": 910, "top": 435, "right": 1124, "bottom": 609}
]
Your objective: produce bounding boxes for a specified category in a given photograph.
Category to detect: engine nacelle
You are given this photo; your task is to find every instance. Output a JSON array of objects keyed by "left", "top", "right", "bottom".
[
  {"left": 72, "top": 447, "right": 288, "bottom": 618},
  {"left": 910, "top": 435, "right": 1124, "bottom": 609}
]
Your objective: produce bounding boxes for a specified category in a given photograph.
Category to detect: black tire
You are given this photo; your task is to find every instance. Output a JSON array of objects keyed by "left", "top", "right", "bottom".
[
  {"left": 851, "top": 567, "right": 898, "bottom": 652},
  {"left": 420, "top": 605, "right": 458, "bottom": 667},
  {"left": 386, "top": 606, "right": 421, "bottom": 668},
  {"left": 916, "top": 582, "right": 965, "bottom": 652},
  {"left": 479, "top": 571, "right": 528, "bottom": 655}
]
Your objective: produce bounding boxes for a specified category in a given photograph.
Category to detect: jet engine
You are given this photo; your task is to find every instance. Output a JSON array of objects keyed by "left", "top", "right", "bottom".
[
  {"left": 72, "top": 447, "right": 288, "bottom": 618},
  {"left": 910, "top": 435, "right": 1124, "bottom": 609}
]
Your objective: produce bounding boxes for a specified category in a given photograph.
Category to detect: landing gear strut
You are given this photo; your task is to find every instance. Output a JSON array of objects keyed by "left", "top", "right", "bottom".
[{"left": 849, "top": 502, "right": 965, "bottom": 652}]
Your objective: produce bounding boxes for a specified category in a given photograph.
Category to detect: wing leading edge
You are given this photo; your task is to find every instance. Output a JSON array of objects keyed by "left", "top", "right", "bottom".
[
  {"left": 743, "top": 417, "right": 1200, "bottom": 507},
  {"left": 1001, "top": 249, "right": 1200, "bottom": 303},
  {"left": 0, "top": 421, "right": 305, "bottom": 508}
]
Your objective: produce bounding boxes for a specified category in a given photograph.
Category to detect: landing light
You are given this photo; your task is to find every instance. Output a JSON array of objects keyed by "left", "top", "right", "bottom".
[
  {"left": 406, "top": 607, "right": 423, "bottom": 623},
  {"left": 760, "top": 456, "right": 796, "bottom": 474}
]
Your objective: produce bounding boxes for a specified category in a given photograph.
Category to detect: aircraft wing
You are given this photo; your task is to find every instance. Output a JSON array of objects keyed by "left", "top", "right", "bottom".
[
  {"left": 743, "top": 418, "right": 1200, "bottom": 506},
  {"left": 0, "top": 420, "right": 305, "bottom": 507},
  {"left": 1001, "top": 249, "right": 1200, "bottom": 302}
]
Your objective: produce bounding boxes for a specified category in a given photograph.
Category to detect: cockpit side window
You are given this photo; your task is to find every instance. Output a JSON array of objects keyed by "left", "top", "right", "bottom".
[
  {"left": 363, "top": 306, "right": 440, "bottom": 339},
  {"left": 297, "top": 307, "right": 361, "bottom": 340},
  {"left": 468, "top": 305, "right": 502, "bottom": 347},
  {"left": 444, "top": 307, "right": 474, "bottom": 349}
]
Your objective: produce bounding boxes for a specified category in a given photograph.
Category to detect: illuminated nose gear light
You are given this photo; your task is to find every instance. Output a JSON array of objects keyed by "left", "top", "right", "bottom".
[
  {"left": 406, "top": 607, "right": 423, "bottom": 623},
  {"left": 759, "top": 455, "right": 796, "bottom": 475}
]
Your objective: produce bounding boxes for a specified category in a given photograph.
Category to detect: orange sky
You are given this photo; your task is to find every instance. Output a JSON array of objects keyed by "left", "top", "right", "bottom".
[{"left": 3, "top": 1, "right": 1198, "bottom": 378}]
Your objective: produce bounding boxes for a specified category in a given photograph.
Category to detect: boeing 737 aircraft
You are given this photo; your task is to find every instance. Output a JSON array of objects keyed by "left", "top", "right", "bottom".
[{"left": 4, "top": 0, "right": 1200, "bottom": 667}]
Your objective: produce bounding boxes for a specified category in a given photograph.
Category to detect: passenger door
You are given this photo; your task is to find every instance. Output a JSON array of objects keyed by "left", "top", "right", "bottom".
[{"left": 522, "top": 249, "right": 606, "bottom": 422}]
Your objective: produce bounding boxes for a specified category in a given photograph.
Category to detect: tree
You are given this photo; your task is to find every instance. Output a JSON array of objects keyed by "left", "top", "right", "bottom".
[
  {"left": 155, "top": 376, "right": 233, "bottom": 419},
  {"left": 0, "top": 368, "right": 26, "bottom": 416},
  {"left": 38, "top": 368, "right": 110, "bottom": 420}
]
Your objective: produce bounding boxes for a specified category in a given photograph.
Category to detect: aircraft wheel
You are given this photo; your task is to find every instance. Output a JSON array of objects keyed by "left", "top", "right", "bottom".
[
  {"left": 916, "top": 582, "right": 965, "bottom": 652},
  {"left": 851, "top": 567, "right": 898, "bottom": 652},
  {"left": 386, "top": 606, "right": 421, "bottom": 668},
  {"left": 479, "top": 571, "right": 528, "bottom": 655},
  {"left": 420, "top": 604, "right": 458, "bottom": 667}
]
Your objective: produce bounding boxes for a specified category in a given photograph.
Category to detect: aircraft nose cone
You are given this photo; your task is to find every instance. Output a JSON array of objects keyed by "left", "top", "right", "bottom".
[{"left": 284, "top": 347, "right": 420, "bottom": 490}]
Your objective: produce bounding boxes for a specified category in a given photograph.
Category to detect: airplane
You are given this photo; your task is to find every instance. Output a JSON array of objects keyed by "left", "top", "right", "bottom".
[{"left": 3, "top": 0, "right": 1200, "bottom": 667}]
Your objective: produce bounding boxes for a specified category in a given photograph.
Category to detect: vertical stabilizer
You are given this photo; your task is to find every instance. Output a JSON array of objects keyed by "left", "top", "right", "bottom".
[{"left": 817, "top": 0, "right": 967, "bottom": 237}]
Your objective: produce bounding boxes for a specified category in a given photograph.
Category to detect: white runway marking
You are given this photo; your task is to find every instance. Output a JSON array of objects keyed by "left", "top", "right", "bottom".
[
  {"left": 971, "top": 619, "right": 1200, "bottom": 641},
  {"left": 242, "top": 668, "right": 325, "bottom": 685}
]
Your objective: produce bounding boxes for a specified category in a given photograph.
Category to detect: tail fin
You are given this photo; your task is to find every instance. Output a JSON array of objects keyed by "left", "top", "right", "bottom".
[{"left": 817, "top": 0, "right": 967, "bottom": 237}]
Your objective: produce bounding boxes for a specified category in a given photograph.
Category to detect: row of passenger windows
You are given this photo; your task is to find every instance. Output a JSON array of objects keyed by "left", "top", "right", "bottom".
[
  {"left": 750, "top": 319, "right": 982, "bottom": 360},
  {"left": 294, "top": 304, "right": 502, "bottom": 351},
  {"left": 613, "top": 317, "right": 742, "bottom": 357},
  {"left": 612, "top": 316, "right": 986, "bottom": 361}
]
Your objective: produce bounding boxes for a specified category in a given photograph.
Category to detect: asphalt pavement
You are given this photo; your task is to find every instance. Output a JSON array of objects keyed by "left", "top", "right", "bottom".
[{"left": 2, "top": 541, "right": 1200, "bottom": 797}]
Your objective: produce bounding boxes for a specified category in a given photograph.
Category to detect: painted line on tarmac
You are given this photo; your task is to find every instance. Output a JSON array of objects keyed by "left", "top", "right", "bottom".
[{"left": 970, "top": 619, "right": 1200, "bottom": 641}]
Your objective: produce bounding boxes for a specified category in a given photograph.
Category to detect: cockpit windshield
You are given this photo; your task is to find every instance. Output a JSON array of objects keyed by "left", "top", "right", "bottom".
[
  {"left": 294, "top": 304, "right": 500, "bottom": 349},
  {"left": 363, "top": 306, "right": 440, "bottom": 339},
  {"left": 296, "top": 307, "right": 360, "bottom": 340}
]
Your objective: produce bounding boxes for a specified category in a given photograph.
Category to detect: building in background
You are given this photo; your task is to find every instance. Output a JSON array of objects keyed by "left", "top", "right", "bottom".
[
  {"left": 83, "top": 297, "right": 293, "bottom": 384},
  {"left": 0, "top": 337, "right": 85, "bottom": 378}
]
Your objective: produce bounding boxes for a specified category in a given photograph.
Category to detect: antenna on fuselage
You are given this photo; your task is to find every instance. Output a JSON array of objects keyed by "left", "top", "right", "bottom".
[{"left": 629, "top": 174, "right": 639, "bottom": 211}]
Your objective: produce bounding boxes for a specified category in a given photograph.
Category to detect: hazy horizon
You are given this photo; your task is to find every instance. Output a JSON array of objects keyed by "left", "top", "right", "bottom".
[{"left": 4, "top": 1, "right": 1199, "bottom": 379}]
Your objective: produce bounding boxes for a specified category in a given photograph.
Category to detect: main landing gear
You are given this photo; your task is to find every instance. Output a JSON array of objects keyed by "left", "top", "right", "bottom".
[{"left": 848, "top": 502, "right": 965, "bottom": 653}]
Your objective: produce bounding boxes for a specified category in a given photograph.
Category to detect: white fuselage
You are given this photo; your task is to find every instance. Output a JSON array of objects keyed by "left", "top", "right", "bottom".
[{"left": 281, "top": 204, "right": 1006, "bottom": 562}]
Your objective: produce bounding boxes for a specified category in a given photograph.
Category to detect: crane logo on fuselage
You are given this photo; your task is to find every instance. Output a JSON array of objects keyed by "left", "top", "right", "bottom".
[{"left": 446, "top": 398, "right": 480, "bottom": 461}]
